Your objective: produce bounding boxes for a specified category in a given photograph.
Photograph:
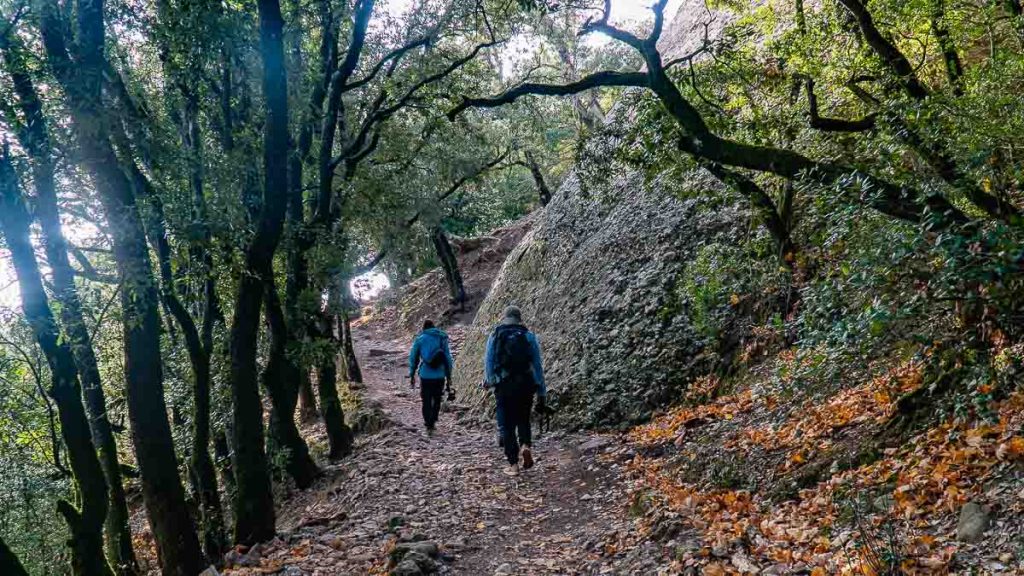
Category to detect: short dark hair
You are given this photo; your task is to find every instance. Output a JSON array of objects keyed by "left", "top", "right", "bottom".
[{"left": 422, "top": 320, "right": 435, "bottom": 330}]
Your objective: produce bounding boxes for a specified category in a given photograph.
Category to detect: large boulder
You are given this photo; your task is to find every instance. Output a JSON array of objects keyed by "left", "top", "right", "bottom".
[{"left": 451, "top": 167, "right": 748, "bottom": 427}]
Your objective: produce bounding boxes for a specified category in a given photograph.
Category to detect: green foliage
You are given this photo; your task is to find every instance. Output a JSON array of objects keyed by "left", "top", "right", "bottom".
[
  {"left": 678, "top": 237, "right": 790, "bottom": 345},
  {"left": 0, "top": 314, "right": 72, "bottom": 576}
]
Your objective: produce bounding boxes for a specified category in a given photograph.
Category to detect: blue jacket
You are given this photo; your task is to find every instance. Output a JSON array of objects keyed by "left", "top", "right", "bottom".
[
  {"left": 409, "top": 327, "right": 454, "bottom": 380},
  {"left": 484, "top": 321, "right": 546, "bottom": 397}
]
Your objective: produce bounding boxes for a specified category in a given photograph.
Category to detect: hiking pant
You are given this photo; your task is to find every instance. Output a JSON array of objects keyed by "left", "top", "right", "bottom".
[
  {"left": 420, "top": 378, "right": 445, "bottom": 428},
  {"left": 497, "top": 392, "right": 534, "bottom": 465},
  {"left": 494, "top": 390, "right": 506, "bottom": 432}
]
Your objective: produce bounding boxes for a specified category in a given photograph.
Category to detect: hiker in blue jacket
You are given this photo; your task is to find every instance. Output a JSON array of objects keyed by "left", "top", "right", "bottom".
[
  {"left": 483, "top": 306, "right": 546, "bottom": 476},
  {"left": 409, "top": 320, "right": 454, "bottom": 435}
]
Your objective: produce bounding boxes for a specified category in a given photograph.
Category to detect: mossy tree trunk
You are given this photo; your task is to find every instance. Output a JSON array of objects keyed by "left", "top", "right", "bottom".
[
  {"left": 431, "top": 226, "right": 466, "bottom": 308},
  {"left": 0, "top": 147, "right": 113, "bottom": 576},
  {"left": 35, "top": 0, "right": 205, "bottom": 571},
  {"left": 0, "top": 34, "right": 139, "bottom": 575}
]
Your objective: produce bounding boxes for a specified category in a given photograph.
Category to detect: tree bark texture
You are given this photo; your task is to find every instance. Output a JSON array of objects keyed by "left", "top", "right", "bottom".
[
  {"left": 262, "top": 280, "right": 320, "bottom": 488},
  {"left": 0, "top": 148, "right": 113, "bottom": 576},
  {"left": 0, "top": 35, "right": 139, "bottom": 575},
  {"left": 35, "top": 1, "right": 206, "bottom": 572},
  {"left": 228, "top": 0, "right": 292, "bottom": 543},
  {"left": 431, "top": 227, "right": 466, "bottom": 307}
]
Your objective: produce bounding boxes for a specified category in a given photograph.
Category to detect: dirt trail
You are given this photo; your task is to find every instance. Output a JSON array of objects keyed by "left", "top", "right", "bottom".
[{"left": 245, "top": 322, "right": 643, "bottom": 576}]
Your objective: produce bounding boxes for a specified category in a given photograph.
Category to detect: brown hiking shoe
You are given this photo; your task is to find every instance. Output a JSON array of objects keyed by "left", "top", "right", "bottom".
[{"left": 521, "top": 446, "right": 534, "bottom": 470}]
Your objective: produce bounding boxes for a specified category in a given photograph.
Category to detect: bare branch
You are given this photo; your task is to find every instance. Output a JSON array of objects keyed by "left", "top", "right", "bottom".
[
  {"left": 333, "top": 40, "right": 502, "bottom": 171},
  {"left": 335, "top": 0, "right": 378, "bottom": 89},
  {"left": 447, "top": 70, "right": 646, "bottom": 119},
  {"left": 406, "top": 149, "right": 511, "bottom": 227},
  {"left": 650, "top": 0, "right": 671, "bottom": 45},
  {"left": 344, "top": 35, "right": 432, "bottom": 93},
  {"left": 833, "top": 0, "right": 929, "bottom": 99},
  {"left": 804, "top": 78, "right": 877, "bottom": 132},
  {"left": 68, "top": 247, "right": 118, "bottom": 284}
]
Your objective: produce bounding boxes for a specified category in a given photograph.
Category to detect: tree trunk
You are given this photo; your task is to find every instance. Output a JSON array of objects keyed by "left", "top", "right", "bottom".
[
  {"left": 431, "top": 226, "right": 466, "bottom": 307},
  {"left": 214, "top": 429, "right": 236, "bottom": 494},
  {"left": 262, "top": 279, "right": 320, "bottom": 488},
  {"left": 313, "top": 314, "right": 354, "bottom": 460},
  {"left": 0, "top": 536, "right": 28, "bottom": 576},
  {"left": 287, "top": 0, "right": 336, "bottom": 425},
  {"left": 228, "top": 270, "right": 277, "bottom": 544},
  {"left": 112, "top": 122, "right": 227, "bottom": 564},
  {"left": 340, "top": 311, "right": 363, "bottom": 383},
  {"left": 297, "top": 379, "right": 320, "bottom": 421},
  {"left": 35, "top": 1, "right": 206, "bottom": 573},
  {"left": 228, "top": 0, "right": 292, "bottom": 544},
  {"left": 0, "top": 36, "right": 139, "bottom": 575},
  {"left": 127, "top": 61, "right": 227, "bottom": 561},
  {"left": 0, "top": 147, "right": 113, "bottom": 576},
  {"left": 524, "top": 151, "right": 553, "bottom": 206}
]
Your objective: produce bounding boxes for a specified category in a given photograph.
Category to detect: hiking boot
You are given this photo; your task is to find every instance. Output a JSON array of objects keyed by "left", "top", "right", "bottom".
[
  {"left": 521, "top": 446, "right": 534, "bottom": 470},
  {"left": 426, "top": 425, "right": 435, "bottom": 437},
  {"left": 503, "top": 463, "right": 520, "bottom": 477}
]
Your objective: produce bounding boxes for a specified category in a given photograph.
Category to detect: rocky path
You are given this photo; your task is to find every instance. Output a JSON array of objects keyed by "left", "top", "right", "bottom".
[{"left": 229, "top": 326, "right": 650, "bottom": 576}]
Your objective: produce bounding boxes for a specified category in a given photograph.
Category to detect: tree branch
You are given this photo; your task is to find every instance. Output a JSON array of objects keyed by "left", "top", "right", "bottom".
[
  {"left": 406, "top": 149, "right": 511, "bottom": 228},
  {"left": 343, "top": 35, "right": 432, "bottom": 93},
  {"left": 804, "top": 78, "right": 877, "bottom": 132},
  {"left": 833, "top": 0, "right": 929, "bottom": 99},
  {"left": 447, "top": 70, "right": 646, "bottom": 119}
]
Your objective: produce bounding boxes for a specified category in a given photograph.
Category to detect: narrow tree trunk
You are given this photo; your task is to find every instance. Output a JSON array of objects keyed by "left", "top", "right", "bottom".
[
  {"left": 0, "top": 36, "right": 139, "bottom": 575},
  {"left": 262, "top": 279, "right": 320, "bottom": 488},
  {"left": 229, "top": 0, "right": 292, "bottom": 544},
  {"left": 524, "top": 151, "right": 553, "bottom": 206},
  {"left": 112, "top": 122, "right": 227, "bottom": 564},
  {"left": 286, "top": 0, "right": 336, "bottom": 426},
  {"left": 929, "top": 0, "right": 964, "bottom": 95},
  {"left": 228, "top": 270, "right": 276, "bottom": 544},
  {"left": 297, "top": 379, "right": 320, "bottom": 421},
  {"left": 340, "top": 311, "right": 363, "bottom": 383},
  {"left": 431, "top": 226, "right": 466, "bottom": 307},
  {"left": 35, "top": 1, "right": 206, "bottom": 572},
  {"left": 214, "top": 429, "right": 236, "bottom": 494},
  {"left": 0, "top": 147, "right": 113, "bottom": 576},
  {"left": 0, "top": 535, "right": 28, "bottom": 576},
  {"left": 313, "top": 313, "right": 354, "bottom": 460},
  {"left": 138, "top": 52, "right": 228, "bottom": 560}
]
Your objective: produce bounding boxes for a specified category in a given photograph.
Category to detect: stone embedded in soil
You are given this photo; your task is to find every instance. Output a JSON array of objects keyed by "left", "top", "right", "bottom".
[
  {"left": 391, "top": 541, "right": 440, "bottom": 564},
  {"left": 957, "top": 501, "right": 992, "bottom": 542},
  {"left": 370, "top": 348, "right": 401, "bottom": 357},
  {"left": 578, "top": 437, "right": 613, "bottom": 453},
  {"left": 391, "top": 559, "right": 425, "bottom": 576}
]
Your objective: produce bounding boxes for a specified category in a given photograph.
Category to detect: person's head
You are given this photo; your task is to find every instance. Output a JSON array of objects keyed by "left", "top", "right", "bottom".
[
  {"left": 422, "top": 319, "right": 435, "bottom": 331},
  {"left": 502, "top": 305, "right": 522, "bottom": 323}
]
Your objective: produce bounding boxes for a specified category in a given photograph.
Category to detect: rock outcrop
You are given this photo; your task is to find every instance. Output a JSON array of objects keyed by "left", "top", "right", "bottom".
[{"left": 451, "top": 169, "right": 750, "bottom": 427}]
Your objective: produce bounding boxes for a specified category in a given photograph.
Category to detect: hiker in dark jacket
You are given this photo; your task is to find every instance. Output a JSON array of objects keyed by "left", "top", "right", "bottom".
[
  {"left": 409, "top": 320, "right": 454, "bottom": 435},
  {"left": 483, "top": 306, "right": 546, "bottom": 476}
]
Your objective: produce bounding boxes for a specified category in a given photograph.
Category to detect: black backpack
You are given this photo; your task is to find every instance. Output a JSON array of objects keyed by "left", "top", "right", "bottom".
[
  {"left": 494, "top": 324, "right": 532, "bottom": 377},
  {"left": 423, "top": 334, "right": 449, "bottom": 369}
]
